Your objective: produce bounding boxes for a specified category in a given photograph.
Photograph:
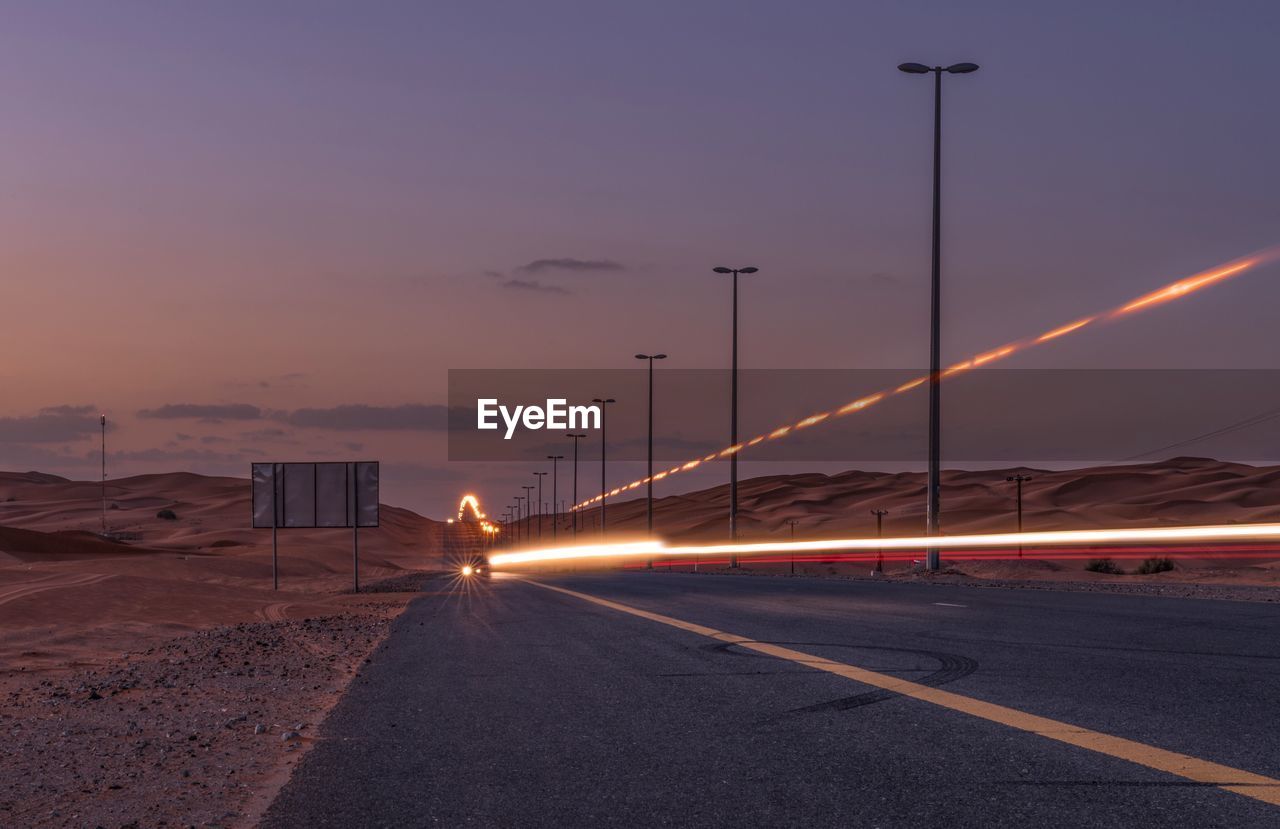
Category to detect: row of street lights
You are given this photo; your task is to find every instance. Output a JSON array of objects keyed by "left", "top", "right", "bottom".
[{"left": 499, "top": 61, "right": 979, "bottom": 570}]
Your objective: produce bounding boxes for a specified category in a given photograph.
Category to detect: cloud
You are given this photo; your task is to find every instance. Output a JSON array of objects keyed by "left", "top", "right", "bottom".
[
  {"left": 516, "top": 258, "right": 625, "bottom": 274},
  {"left": 138, "top": 403, "right": 263, "bottom": 421},
  {"left": 239, "top": 428, "right": 292, "bottom": 441},
  {"left": 500, "top": 279, "right": 571, "bottom": 295},
  {"left": 277, "top": 404, "right": 466, "bottom": 431},
  {"left": 0, "top": 405, "right": 102, "bottom": 443}
]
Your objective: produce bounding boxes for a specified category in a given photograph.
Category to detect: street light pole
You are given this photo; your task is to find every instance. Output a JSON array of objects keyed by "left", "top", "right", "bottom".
[
  {"left": 591, "top": 398, "right": 615, "bottom": 536},
  {"left": 713, "top": 266, "right": 758, "bottom": 564},
  {"left": 547, "top": 455, "right": 563, "bottom": 540},
  {"left": 521, "top": 486, "right": 534, "bottom": 541},
  {"left": 1006, "top": 474, "right": 1032, "bottom": 559},
  {"left": 871, "top": 509, "right": 889, "bottom": 574},
  {"left": 634, "top": 353, "right": 667, "bottom": 540},
  {"left": 533, "top": 472, "right": 547, "bottom": 540},
  {"left": 567, "top": 433, "right": 586, "bottom": 536},
  {"left": 897, "top": 60, "right": 978, "bottom": 571}
]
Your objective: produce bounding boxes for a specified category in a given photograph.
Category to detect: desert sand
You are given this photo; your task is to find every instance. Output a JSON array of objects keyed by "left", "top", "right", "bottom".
[{"left": 0, "top": 470, "right": 480, "bottom": 828}]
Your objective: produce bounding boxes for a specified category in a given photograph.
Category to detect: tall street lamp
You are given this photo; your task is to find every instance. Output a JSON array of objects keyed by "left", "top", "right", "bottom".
[
  {"left": 634, "top": 353, "right": 667, "bottom": 545},
  {"left": 533, "top": 472, "right": 547, "bottom": 540},
  {"left": 521, "top": 486, "right": 534, "bottom": 541},
  {"left": 1007, "top": 474, "right": 1032, "bottom": 559},
  {"left": 547, "top": 455, "right": 564, "bottom": 540},
  {"left": 567, "top": 433, "right": 587, "bottom": 535},
  {"left": 591, "top": 398, "right": 616, "bottom": 536},
  {"left": 897, "top": 60, "right": 979, "bottom": 571},
  {"left": 512, "top": 499, "right": 523, "bottom": 544},
  {"left": 713, "top": 265, "right": 758, "bottom": 564}
]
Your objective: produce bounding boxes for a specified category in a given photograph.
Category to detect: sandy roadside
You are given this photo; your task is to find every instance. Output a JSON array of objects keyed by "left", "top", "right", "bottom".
[{"left": 0, "top": 587, "right": 426, "bottom": 829}]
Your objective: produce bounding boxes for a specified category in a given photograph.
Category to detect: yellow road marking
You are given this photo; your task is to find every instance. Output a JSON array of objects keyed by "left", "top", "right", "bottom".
[{"left": 528, "top": 579, "right": 1280, "bottom": 807}]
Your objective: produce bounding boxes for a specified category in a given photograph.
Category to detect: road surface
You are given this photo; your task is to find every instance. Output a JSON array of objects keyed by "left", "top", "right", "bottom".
[{"left": 262, "top": 572, "right": 1280, "bottom": 827}]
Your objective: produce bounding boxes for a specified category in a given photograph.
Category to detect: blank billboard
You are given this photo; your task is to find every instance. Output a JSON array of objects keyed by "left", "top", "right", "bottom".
[{"left": 251, "top": 462, "right": 379, "bottom": 529}]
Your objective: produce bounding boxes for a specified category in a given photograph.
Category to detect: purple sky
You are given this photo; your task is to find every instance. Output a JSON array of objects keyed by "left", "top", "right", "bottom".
[{"left": 2, "top": 2, "right": 1279, "bottom": 517}]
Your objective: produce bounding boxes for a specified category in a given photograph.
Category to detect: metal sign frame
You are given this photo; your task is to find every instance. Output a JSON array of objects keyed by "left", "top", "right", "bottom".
[{"left": 251, "top": 461, "right": 379, "bottom": 592}]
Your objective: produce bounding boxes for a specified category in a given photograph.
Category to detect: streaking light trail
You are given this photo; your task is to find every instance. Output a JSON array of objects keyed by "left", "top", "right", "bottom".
[
  {"left": 570, "top": 247, "right": 1279, "bottom": 510},
  {"left": 487, "top": 522, "right": 1280, "bottom": 568}
]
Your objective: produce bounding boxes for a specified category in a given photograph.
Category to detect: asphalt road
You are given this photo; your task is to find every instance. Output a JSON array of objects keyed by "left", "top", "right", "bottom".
[{"left": 261, "top": 573, "right": 1280, "bottom": 827}]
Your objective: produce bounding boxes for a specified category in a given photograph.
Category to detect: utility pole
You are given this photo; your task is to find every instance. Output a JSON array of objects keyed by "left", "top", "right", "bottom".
[
  {"left": 1006, "top": 474, "right": 1032, "bottom": 559},
  {"left": 785, "top": 519, "right": 799, "bottom": 575},
  {"left": 100, "top": 414, "right": 107, "bottom": 535},
  {"left": 872, "top": 509, "right": 889, "bottom": 574}
]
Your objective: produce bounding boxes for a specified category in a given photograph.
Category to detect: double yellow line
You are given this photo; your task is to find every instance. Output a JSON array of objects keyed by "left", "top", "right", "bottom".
[{"left": 529, "top": 580, "right": 1280, "bottom": 807}]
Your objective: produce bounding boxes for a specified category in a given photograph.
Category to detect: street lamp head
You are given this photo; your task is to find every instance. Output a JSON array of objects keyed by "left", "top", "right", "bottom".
[
  {"left": 946, "top": 62, "right": 979, "bottom": 74},
  {"left": 713, "top": 267, "right": 733, "bottom": 274},
  {"left": 566, "top": 432, "right": 586, "bottom": 438},
  {"left": 547, "top": 454, "right": 564, "bottom": 460},
  {"left": 635, "top": 354, "right": 648, "bottom": 360},
  {"left": 653, "top": 354, "right": 667, "bottom": 360},
  {"left": 738, "top": 267, "right": 758, "bottom": 274},
  {"left": 897, "top": 62, "right": 931, "bottom": 74},
  {"left": 592, "top": 397, "right": 616, "bottom": 404}
]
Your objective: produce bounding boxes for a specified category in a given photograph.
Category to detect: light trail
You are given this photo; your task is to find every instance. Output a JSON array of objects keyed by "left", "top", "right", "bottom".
[
  {"left": 487, "top": 521, "right": 1280, "bottom": 568},
  {"left": 570, "top": 247, "right": 1279, "bottom": 510}
]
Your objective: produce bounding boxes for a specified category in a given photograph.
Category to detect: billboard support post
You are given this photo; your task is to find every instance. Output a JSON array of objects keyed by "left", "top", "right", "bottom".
[
  {"left": 272, "top": 462, "right": 281, "bottom": 590},
  {"left": 352, "top": 466, "right": 360, "bottom": 593}
]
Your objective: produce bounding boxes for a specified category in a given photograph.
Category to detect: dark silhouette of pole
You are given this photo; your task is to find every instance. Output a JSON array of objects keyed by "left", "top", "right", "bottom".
[
  {"left": 1007, "top": 474, "right": 1032, "bottom": 559},
  {"left": 100, "top": 414, "right": 107, "bottom": 535},
  {"left": 591, "top": 398, "right": 615, "bottom": 536},
  {"left": 871, "top": 509, "right": 889, "bottom": 574},
  {"left": 634, "top": 353, "right": 667, "bottom": 541},
  {"left": 567, "top": 433, "right": 586, "bottom": 536},
  {"left": 713, "top": 266, "right": 758, "bottom": 563},
  {"left": 521, "top": 486, "right": 534, "bottom": 541},
  {"left": 785, "top": 519, "right": 799, "bottom": 574},
  {"left": 533, "top": 472, "right": 547, "bottom": 540},
  {"left": 547, "top": 455, "right": 563, "bottom": 540},
  {"left": 898, "top": 60, "right": 978, "bottom": 571}
]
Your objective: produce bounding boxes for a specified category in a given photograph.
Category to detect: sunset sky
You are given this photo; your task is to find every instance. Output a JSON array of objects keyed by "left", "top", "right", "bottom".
[{"left": 2, "top": 1, "right": 1279, "bottom": 517}]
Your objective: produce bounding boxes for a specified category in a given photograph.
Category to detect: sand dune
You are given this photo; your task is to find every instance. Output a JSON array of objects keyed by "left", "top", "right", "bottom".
[
  {"left": 4, "top": 458, "right": 1280, "bottom": 668},
  {"left": 573, "top": 457, "right": 1280, "bottom": 541},
  {"left": 0, "top": 470, "right": 478, "bottom": 669}
]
